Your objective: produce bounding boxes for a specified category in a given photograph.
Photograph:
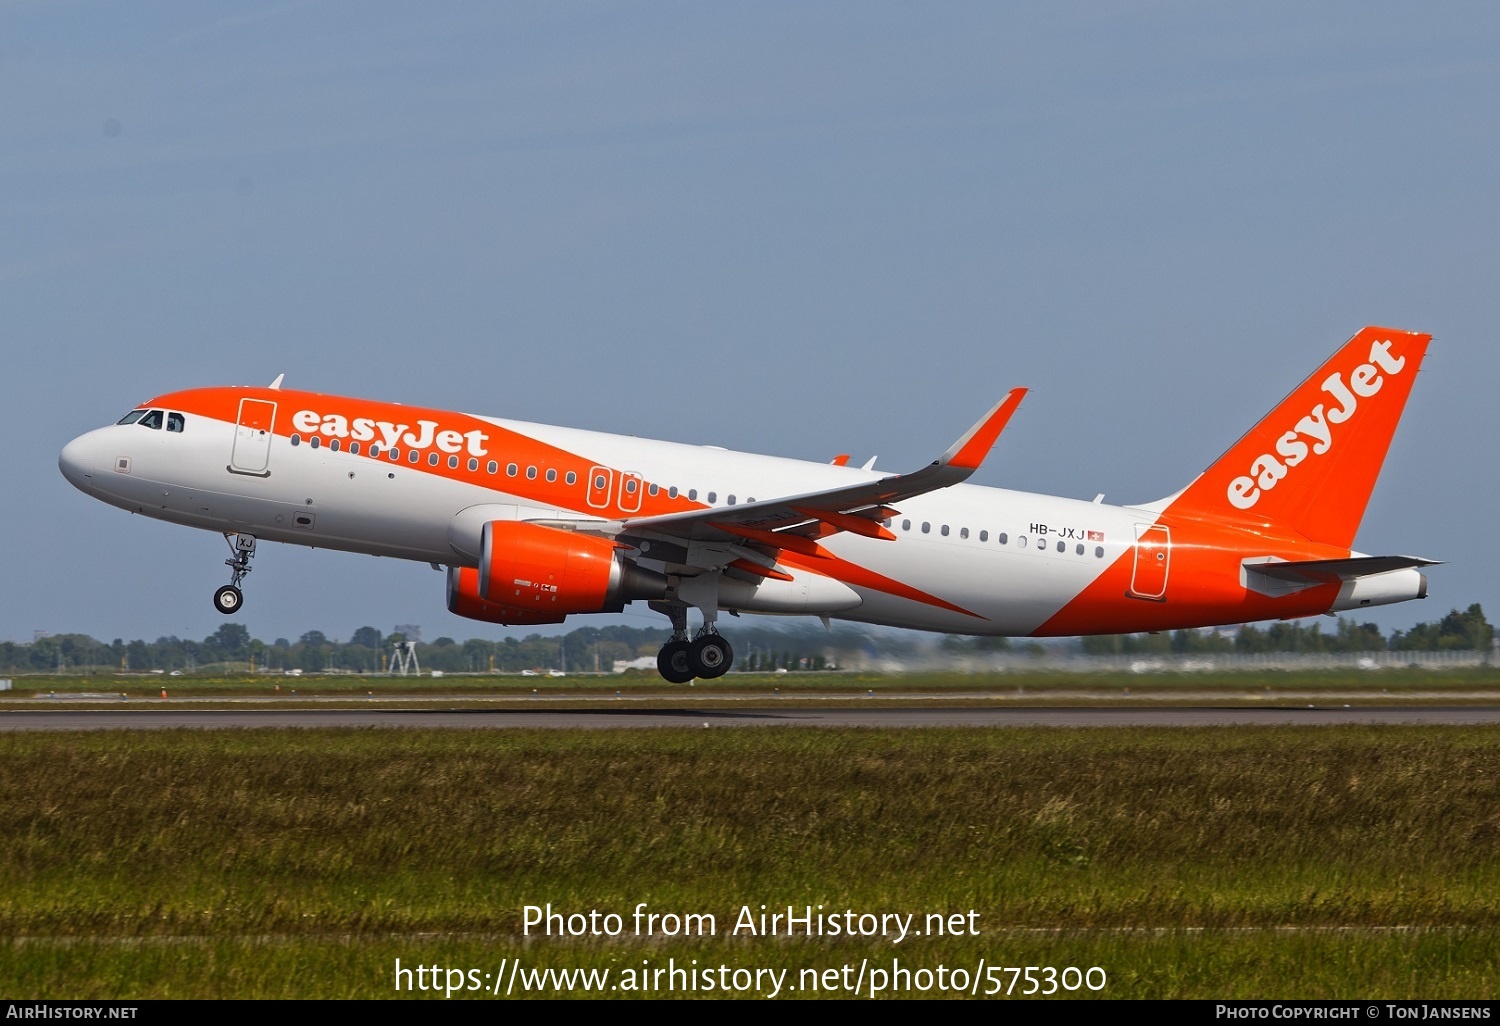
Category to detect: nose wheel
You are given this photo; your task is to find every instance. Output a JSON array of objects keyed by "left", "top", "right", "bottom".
[{"left": 214, "top": 533, "right": 257, "bottom": 615}]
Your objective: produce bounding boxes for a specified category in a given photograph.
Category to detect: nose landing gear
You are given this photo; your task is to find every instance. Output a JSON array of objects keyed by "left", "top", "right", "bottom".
[{"left": 213, "top": 533, "right": 257, "bottom": 615}]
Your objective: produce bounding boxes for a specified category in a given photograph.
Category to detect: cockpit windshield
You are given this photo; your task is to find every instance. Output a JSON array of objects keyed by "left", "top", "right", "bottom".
[{"left": 117, "top": 408, "right": 186, "bottom": 431}]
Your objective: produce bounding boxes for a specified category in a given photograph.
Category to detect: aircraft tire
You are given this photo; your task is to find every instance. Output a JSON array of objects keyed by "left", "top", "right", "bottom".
[
  {"left": 657, "top": 640, "right": 695, "bottom": 683},
  {"left": 213, "top": 585, "right": 243, "bottom": 615},
  {"left": 689, "top": 635, "right": 732, "bottom": 679}
]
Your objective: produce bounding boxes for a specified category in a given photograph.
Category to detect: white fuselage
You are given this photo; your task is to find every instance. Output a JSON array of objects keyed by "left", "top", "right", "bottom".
[{"left": 60, "top": 410, "right": 1140, "bottom": 636}]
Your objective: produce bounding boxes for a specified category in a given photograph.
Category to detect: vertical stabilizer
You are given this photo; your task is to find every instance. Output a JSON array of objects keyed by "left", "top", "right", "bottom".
[{"left": 1165, "top": 326, "right": 1429, "bottom": 550}]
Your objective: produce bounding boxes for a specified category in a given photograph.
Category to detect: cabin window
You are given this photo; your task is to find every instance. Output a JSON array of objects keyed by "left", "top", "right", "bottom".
[
  {"left": 507, "top": 463, "right": 518, "bottom": 477},
  {"left": 940, "top": 525, "right": 950, "bottom": 537},
  {"left": 979, "top": 530, "right": 988, "bottom": 542},
  {"left": 329, "top": 438, "right": 340, "bottom": 452},
  {"left": 290, "top": 434, "right": 301, "bottom": 446},
  {"left": 1095, "top": 546, "right": 1105, "bottom": 558},
  {"left": 468, "top": 457, "right": 478, "bottom": 471},
  {"left": 369, "top": 444, "right": 381, "bottom": 458},
  {"left": 705, "top": 490, "right": 714, "bottom": 503},
  {"left": 447, "top": 455, "right": 458, "bottom": 469},
  {"left": 408, "top": 450, "right": 419, "bottom": 464},
  {"left": 389, "top": 448, "right": 401, "bottom": 461},
  {"left": 727, "top": 494, "right": 736, "bottom": 505},
  {"left": 487, "top": 461, "right": 498, "bottom": 474},
  {"left": 1018, "top": 536, "right": 1027, "bottom": 548},
  {"left": 309, "top": 436, "right": 320, "bottom": 449},
  {"left": 921, "top": 522, "right": 931, "bottom": 534},
  {"left": 902, "top": 519, "right": 911, "bottom": 531},
  {"left": 546, "top": 469, "right": 557, "bottom": 483},
  {"left": 566, "top": 471, "right": 577, "bottom": 485},
  {"left": 526, "top": 466, "right": 537, "bottom": 479},
  {"left": 1056, "top": 540, "right": 1065, "bottom": 553},
  {"left": 668, "top": 486, "right": 679, "bottom": 499},
  {"left": 349, "top": 442, "right": 360, "bottom": 456},
  {"left": 648, "top": 483, "right": 659, "bottom": 496},
  {"left": 428, "top": 452, "right": 439, "bottom": 466},
  {"left": 689, "top": 489, "right": 698, "bottom": 501},
  {"left": 998, "top": 532, "right": 1008, "bottom": 545}
]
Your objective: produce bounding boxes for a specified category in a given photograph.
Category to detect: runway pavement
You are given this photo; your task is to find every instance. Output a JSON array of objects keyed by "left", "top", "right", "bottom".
[{"left": 5, "top": 705, "right": 1500, "bottom": 730}]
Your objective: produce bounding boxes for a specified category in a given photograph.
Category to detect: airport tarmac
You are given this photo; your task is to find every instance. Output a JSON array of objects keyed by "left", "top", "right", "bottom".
[{"left": 4, "top": 705, "right": 1500, "bottom": 730}]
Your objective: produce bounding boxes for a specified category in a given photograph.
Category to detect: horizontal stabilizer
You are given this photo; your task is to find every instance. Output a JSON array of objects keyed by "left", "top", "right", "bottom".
[{"left": 1247, "top": 554, "right": 1440, "bottom": 585}]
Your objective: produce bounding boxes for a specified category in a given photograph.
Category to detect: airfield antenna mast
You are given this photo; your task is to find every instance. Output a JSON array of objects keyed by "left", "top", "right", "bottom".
[{"left": 388, "top": 641, "right": 420, "bottom": 676}]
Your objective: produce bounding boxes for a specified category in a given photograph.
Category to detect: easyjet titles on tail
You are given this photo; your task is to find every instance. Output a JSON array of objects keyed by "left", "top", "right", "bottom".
[{"left": 1226, "top": 339, "right": 1407, "bottom": 511}]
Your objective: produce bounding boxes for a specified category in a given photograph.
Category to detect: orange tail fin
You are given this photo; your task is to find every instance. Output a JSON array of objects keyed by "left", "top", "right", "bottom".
[{"left": 1165, "top": 326, "right": 1430, "bottom": 549}]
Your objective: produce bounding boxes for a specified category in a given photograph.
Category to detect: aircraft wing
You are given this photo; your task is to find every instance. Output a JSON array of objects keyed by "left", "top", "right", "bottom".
[{"left": 526, "top": 389, "right": 1026, "bottom": 579}]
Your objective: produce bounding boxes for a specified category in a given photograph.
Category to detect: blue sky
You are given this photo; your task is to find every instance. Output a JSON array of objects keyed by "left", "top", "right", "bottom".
[{"left": 4, "top": 2, "right": 1496, "bottom": 645}]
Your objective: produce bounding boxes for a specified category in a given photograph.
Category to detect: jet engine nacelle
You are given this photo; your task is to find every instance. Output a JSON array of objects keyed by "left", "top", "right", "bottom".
[
  {"left": 446, "top": 565, "right": 568, "bottom": 626},
  {"left": 478, "top": 520, "right": 666, "bottom": 616}
]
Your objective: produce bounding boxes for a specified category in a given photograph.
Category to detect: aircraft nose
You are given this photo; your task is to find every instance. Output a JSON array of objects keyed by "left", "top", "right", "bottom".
[{"left": 59, "top": 432, "right": 99, "bottom": 490}]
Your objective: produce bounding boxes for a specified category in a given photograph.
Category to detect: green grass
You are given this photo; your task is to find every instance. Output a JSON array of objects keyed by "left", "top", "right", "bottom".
[{"left": 3, "top": 726, "right": 1499, "bottom": 998}]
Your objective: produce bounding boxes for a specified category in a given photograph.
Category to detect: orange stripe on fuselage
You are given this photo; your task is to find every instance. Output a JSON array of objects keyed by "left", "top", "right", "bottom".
[
  {"left": 1033, "top": 515, "right": 1346, "bottom": 636},
  {"left": 779, "top": 548, "right": 985, "bottom": 620},
  {"left": 146, "top": 386, "right": 702, "bottom": 521}
]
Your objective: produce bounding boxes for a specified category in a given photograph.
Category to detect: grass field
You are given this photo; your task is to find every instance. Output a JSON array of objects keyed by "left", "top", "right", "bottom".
[{"left": 3, "top": 725, "right": 1498, "bottom": 999}]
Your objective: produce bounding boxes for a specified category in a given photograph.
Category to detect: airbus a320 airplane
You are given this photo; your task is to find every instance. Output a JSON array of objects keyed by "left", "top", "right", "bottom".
[{"left": 59, "top": 326, "right": 1436, "bottom": 682}]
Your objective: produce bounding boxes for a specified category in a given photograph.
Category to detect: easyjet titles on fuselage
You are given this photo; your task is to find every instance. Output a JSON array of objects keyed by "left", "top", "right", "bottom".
[
  {"left": 1226, "top": 338, "right": 1407, "bottom": 511},
  {"left": 290, "top": 409, "right": 491, "bottom": 458}
]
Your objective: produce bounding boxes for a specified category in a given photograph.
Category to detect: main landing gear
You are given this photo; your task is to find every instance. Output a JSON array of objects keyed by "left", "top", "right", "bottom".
[
  {"left": 213, "top": 533, "right": 257, "bottom": 615},
  {"left": 651, "top": 601, "right": 733, "bottom": 682}
]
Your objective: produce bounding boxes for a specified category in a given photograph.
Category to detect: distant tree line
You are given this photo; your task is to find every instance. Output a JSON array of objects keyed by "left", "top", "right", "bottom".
[
  {"left": 0, "top": 621, "right": 885, "bottom": 675},
  {"left": 1, "top": 605, "right": 1490, "bottom": 674},
  {"left": 1077, "top": 604, "right": 1493, "bottom": 656}
]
